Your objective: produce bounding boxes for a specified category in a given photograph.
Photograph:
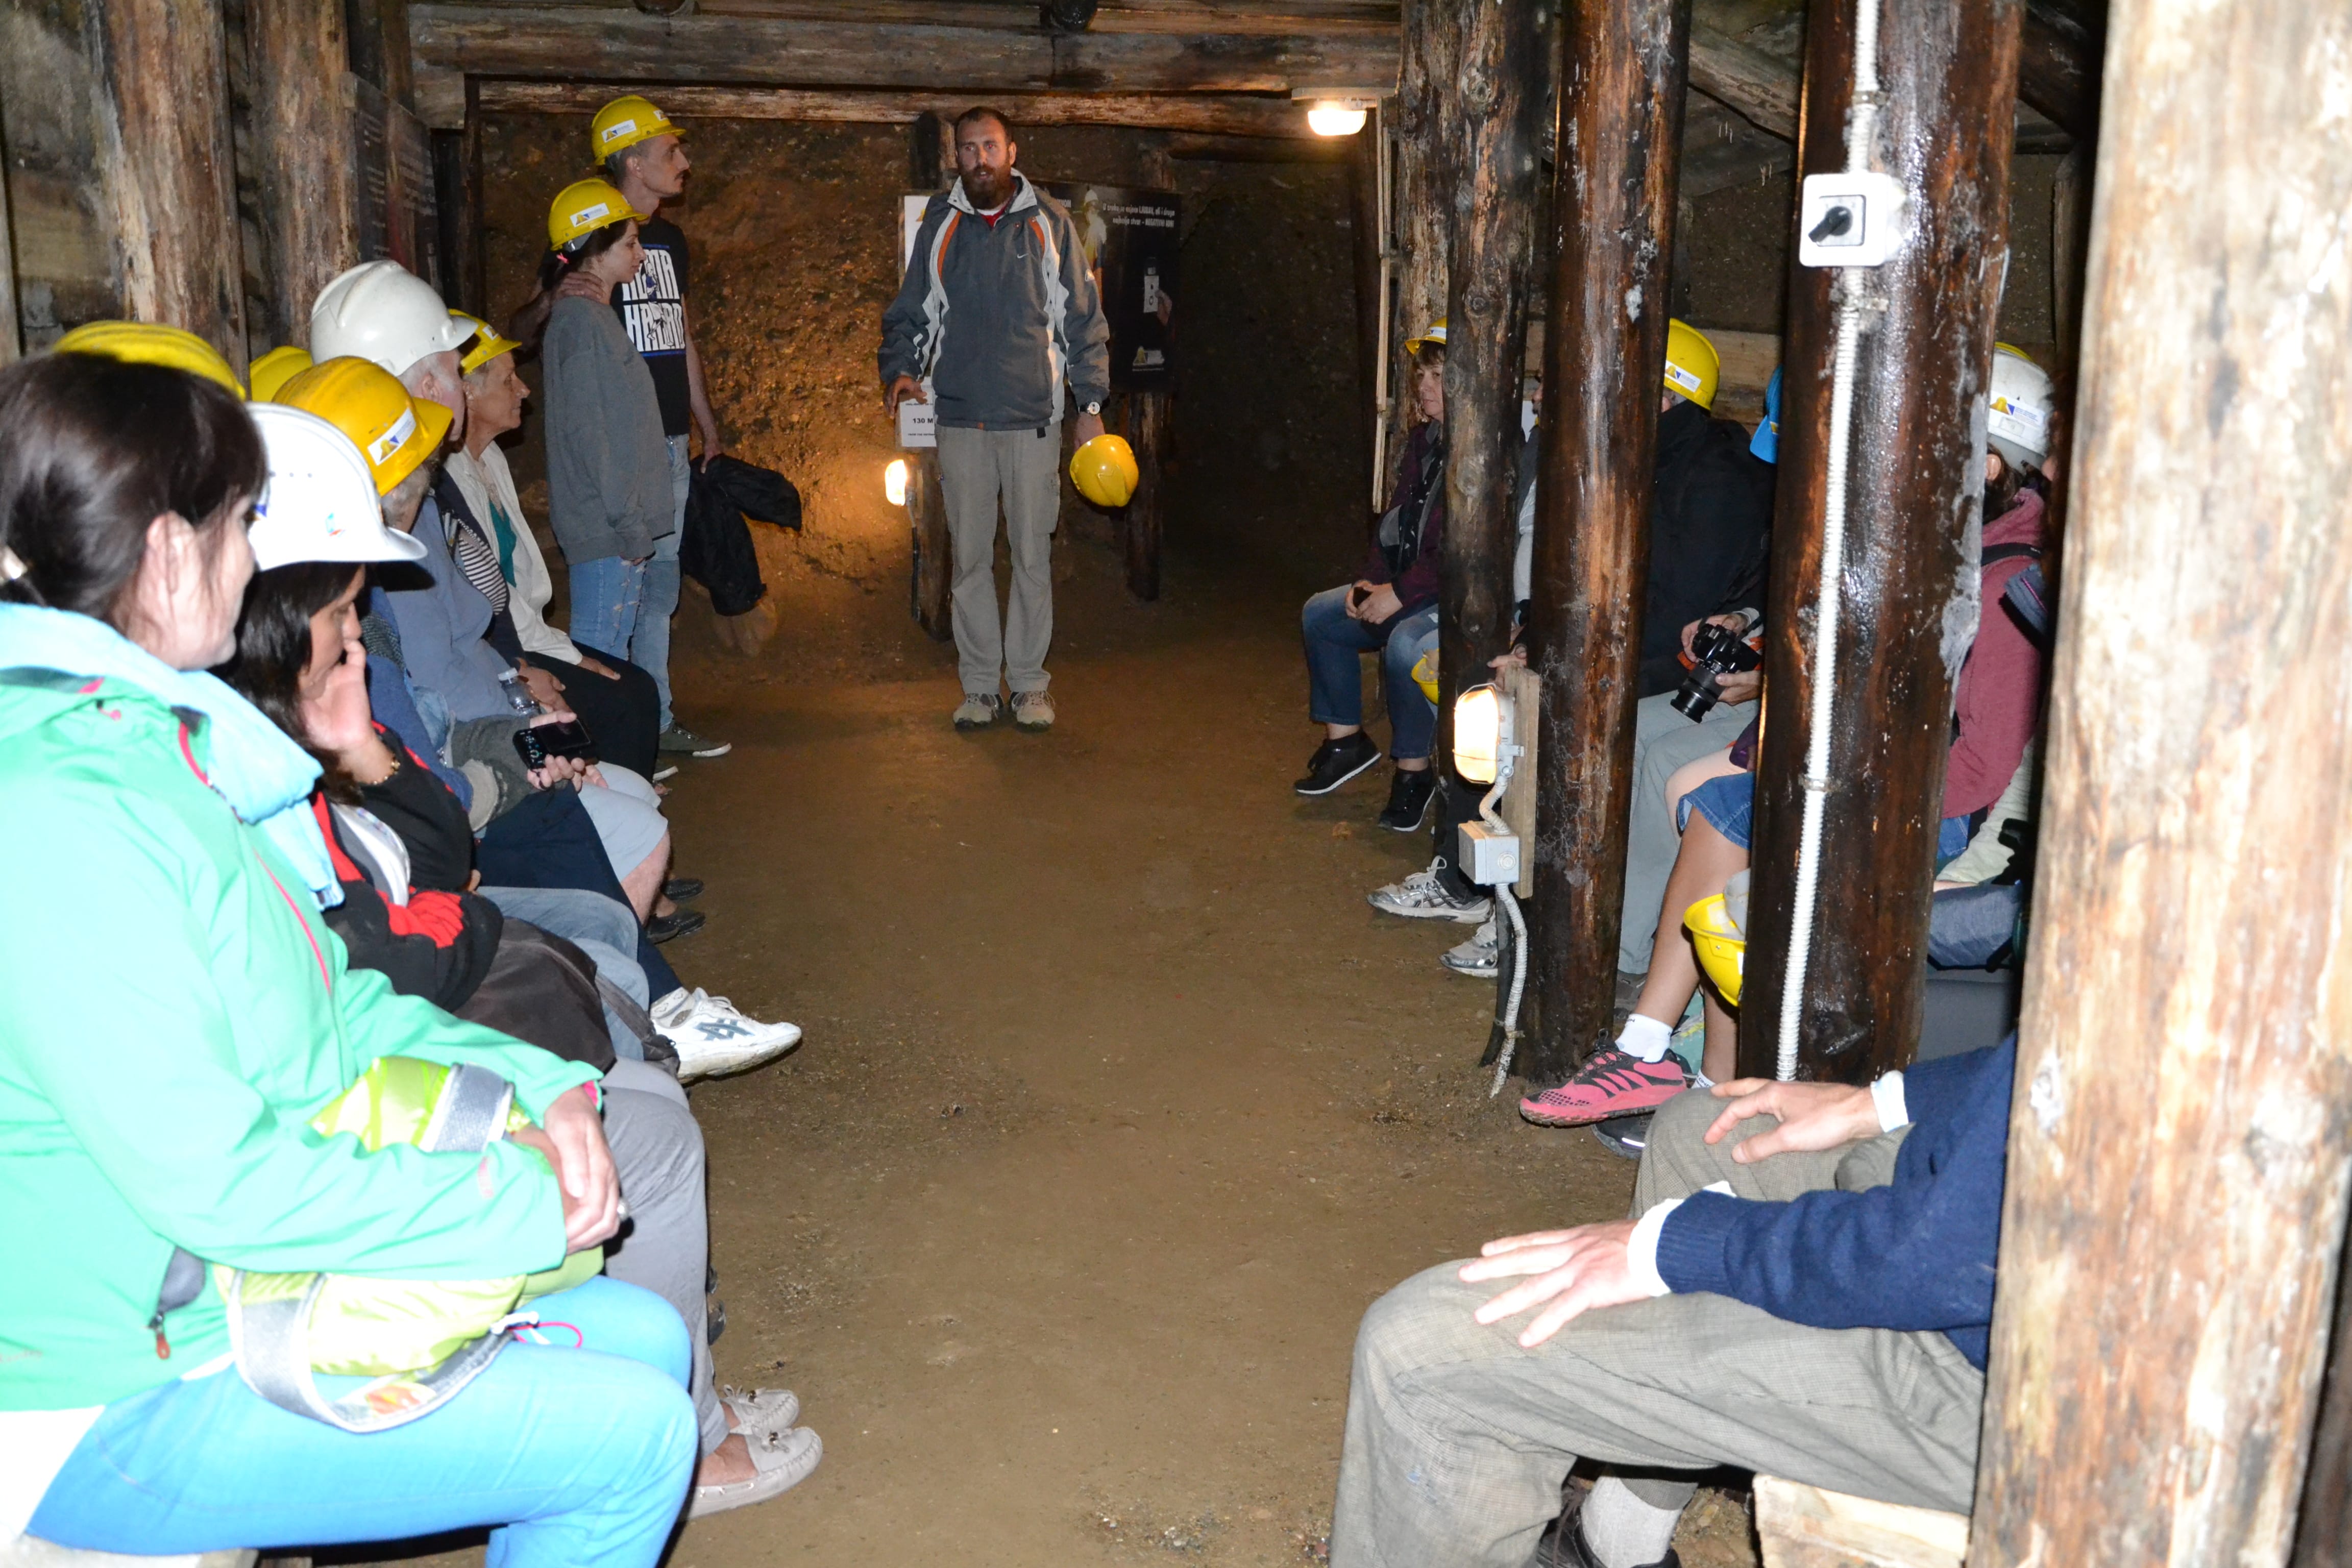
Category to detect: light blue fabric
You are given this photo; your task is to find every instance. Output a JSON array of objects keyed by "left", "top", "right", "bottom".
[
  {"left": 0, "top": 605, "right": 338, "bottom": 905},
  {"left": 637, "top": 435, "right": 692, "bottom": 732},
  {"left": 1751, "top": 367, "right": 1782, "bottom": 464},
  {"left": 29, "top": 1276, "right": 697, "bottom": 1567},
  {"left": 384, "top": 496, "right": 519, "bottom": 725}
]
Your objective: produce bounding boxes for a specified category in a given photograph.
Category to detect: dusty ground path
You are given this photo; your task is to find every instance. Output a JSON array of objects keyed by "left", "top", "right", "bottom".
[{"left": 651, "top": 543, "right": 1655, "bottom": 1567}]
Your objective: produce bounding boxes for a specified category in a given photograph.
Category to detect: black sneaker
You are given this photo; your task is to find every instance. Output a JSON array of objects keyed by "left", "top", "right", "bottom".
[
  {"left": 647, "top": 907, "right": 707, "bottom": 944},
  {"left": 1590, "top": 1112, "right": 1656, "bottom": 1162},
  {"left": 1293, "top": 732, "right": 1382, "bottom": 796},
  {"left": 664, "top": 877, "right": 704, "bottom": 901},
  {"left": 1378, "top": 768, "right": 1438, "bottom": 832}
]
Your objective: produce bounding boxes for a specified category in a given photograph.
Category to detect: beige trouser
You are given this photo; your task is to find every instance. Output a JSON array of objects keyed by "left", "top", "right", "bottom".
[
  {"left": 1329, "top": 1090, "right": 1982, "bottom": 1568},
  {"left": 936, "top": 423, "right": 1061, "bottom": 697}
]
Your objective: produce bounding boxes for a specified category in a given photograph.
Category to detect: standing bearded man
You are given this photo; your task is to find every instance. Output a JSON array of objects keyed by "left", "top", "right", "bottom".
[{"left": 879, "top": 107, "right": 1112, "bottom": 732}]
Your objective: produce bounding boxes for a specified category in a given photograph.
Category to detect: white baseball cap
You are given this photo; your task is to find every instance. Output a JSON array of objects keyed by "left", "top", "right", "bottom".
[
  {"left": 309, "top": 260, "right": 472, "bottom": 379},
  {"left": 247, "top": 404, "right": 428, "bottom": 572}
]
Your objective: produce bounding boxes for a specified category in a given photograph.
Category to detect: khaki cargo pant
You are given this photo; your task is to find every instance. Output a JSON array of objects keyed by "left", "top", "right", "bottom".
[
  {"left": 936, "top": 422, "right": 1061, "bottom": 698},
  {"left": 1329, "top": 1090, "right": 1983, "bottom": 1568}
]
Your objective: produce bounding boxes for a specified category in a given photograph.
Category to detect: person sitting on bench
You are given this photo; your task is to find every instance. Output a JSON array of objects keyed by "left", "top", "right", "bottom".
[{"left": 1330, "top": 1038, "right": 2015, "bottom": 1568}]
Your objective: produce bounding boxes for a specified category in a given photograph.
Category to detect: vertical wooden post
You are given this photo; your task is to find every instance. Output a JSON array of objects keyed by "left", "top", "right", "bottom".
[
  {"left": 910, "top": 110, "right": 947, "bottom": 190},
  {"left": 1520, "top": 0, "right": 1691, "bottom": 1083},
  {"left": 1386, "top": 0, "right": 1456, "bottom": 481},
  {"left": 243, "top": 0, "right": 359, "bottom": 348},
  {"left": 342, "top": 0, "right": 410, "bottom": 108},
  {"left": 2049, "top": 143, "right": 2091, "bottom": 379},
  {"left": 91, "top": 0, "right": 247, "bottom": 361},
  {"left": 1432, "top": 0, "right": 1546, "bottom": 731},
  {"left": 1117, "top": 136, "right": 1173, "bottom": 604},
  {"left": 1349, "top": 112, "right": 1383, "bottom": 438},
  {"left": 903, "top": 117, "right": 954, "bottom": 641},
  {"left": 2295, "top": 1217, "right": 2352, "bottom": 1567},
  {"left": 1734, "top": 0, "right": 2023, "bottom": 1084},
  {"left": 1970, "top": 1, "right": 2352, "bottom": 1558}
]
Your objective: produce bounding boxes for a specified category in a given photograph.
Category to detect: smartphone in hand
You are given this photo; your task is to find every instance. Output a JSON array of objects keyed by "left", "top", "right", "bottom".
[{"left": 514, "top": 718, "right": 597, "bottom": 772}]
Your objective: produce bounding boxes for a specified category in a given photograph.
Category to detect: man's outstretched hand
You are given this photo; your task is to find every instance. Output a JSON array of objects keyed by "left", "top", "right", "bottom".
[
  {"left": 1702, "top": 1077, "right": 1883, "bottom": 1164},
  {"left": 1459, "top": 1221, "right": 1648, "bottom": 1347}
]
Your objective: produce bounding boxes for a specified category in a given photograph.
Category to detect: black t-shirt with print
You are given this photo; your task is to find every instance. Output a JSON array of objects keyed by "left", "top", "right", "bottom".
[{"left": 611, "top": 215, "right": 693, "bottom": 436}]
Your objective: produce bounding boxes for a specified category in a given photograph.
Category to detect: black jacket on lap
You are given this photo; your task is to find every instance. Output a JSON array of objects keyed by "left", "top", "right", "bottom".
[{"left": 1641, "top": 399, "right": 1776, "bottom": 696}]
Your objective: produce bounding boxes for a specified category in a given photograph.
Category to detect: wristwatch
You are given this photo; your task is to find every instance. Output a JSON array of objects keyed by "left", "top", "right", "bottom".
[{"left": 1083, "top": 401, "right": 1101, "bottom": 416}]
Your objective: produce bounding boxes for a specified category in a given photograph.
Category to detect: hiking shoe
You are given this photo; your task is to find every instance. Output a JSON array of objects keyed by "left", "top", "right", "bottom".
[
  {"left": 659, "top": 725, "right": 732, "bottom": 758},
  {"left": 1442, "top": 917, "right": 1501, "bottom": 978},
  {"left": 953, "top": 692, "right": 1004, "bottom": 730},
  {"left": 646, "top": 906, "right": 706, "bottom": 944},
  {"left": 653, "top": 987, "right": 803, "bottom": 1083},
  {"left": 1011, "top": 689, "right": 1056, "bottom": 731},
  {"left": 1378, "top": 768, "right": 1437, "bottom": 832},
  {"left": 1367, "top": 862, "right": 1492, "bottom": 923},
  {"left": 665, "top": 876, "right": 704, "bottom": 901},
  {"left": 1591, "top": 1113, "right": 1657, "bottom": 1163},
  {"left": 722, "top": 1386, "right": 800, "bottom": 1438},
  {"left": 689, "top": 1425, "right": 823, "bottom": 1518},
  {"left": 1293, "top": 732, "right": 1382, "bottom": 796},
  {"left": 1519, "top": 1048, "right": 1692, "bottom": 1127}
]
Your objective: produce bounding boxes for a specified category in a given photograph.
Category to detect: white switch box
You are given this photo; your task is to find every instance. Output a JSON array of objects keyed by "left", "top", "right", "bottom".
[
  {"left": 1459, "top": 823, "right": 1521, "bottom": 887},
  {"left": 1798, "top": 172, "right": 1907, "bottom": 269}
]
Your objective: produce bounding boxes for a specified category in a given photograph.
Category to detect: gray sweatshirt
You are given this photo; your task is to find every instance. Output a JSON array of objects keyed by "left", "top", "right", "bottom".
[
  {"left": 543, "top": 295, "right": 673, "bottom": 564},
  {"left": 878, "top": 173, "right": 1112, "bottom": 429}
]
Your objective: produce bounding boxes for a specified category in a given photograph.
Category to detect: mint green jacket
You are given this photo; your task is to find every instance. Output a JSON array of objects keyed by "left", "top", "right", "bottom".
[{"left": 0, "top": 656, "right": 597, "bottom": 1411}]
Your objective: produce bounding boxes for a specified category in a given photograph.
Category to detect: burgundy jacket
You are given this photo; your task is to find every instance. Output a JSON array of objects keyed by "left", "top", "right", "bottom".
[
  {"left": 1945, "top": 488, "right": 2048, "bottom": 818},
  {"left": 1359, "top": 422, "right": 1448, "bottom": 620}
]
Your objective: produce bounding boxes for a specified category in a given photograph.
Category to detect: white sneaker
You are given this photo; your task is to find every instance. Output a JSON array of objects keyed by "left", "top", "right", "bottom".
[
  {"left": 1367, "top": 861, "right": 1492, "bottom": 923},
  {"left": 653, "top": 988, "right": 803, "bottom": 1083},
  {"left": 1442, "top": 917, "right": 1501, "bottom": 978}
]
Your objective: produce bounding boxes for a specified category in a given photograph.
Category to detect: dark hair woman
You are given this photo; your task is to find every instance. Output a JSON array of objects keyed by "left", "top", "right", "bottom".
[{"left": 0, "top": 350, "right": 699, "bottom": 1563}]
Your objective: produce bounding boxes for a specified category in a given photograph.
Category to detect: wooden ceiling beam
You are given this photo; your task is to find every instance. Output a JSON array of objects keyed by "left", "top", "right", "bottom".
[
  {"left": 472, "top": 80, "right": 1322, "bottom": 137},
  {"left": 408, "top": 3, "right": 1398, "bottom": 93}
]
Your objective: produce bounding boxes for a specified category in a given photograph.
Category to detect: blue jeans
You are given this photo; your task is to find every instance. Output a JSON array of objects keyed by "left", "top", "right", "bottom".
[
  {"left": 634, "top": 435, "right": 692, "bottom": 732},
  {"left": 1302, "top": 587, "right": 1440, "bottom": 763},
  {"left": 30, "top": 1277, "right": 697, "bottom": 1567},
  {"left": 570, "top": 555, "right": 648, "bottom": 671}
]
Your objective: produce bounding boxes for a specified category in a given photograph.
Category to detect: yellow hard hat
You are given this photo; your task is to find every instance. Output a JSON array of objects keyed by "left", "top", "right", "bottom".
[
  {"left": 1069, "top": 433, "right": 1140, "bottom": 508},
  {"left": 275, "top": 355, "right": 453, "bottom": 497},
  {"left": 1684, "top": 892, "right": 1746, "bottom": 1007},
  {"left": 548, "top": 179, "right": 642, "bottom": 249},
  {"left": 54, "top": 321, "right": 243, "bottom": 398},
  {"left": 1663, "top": 319, "right": 1719, "bottom": 411},
  {"left": 1404, "top": 318, "right": 1448, "bottom": 355},
  {"left": 248, "top": 345, "right": 314, "bottom": 404},
  {"left": 592, "top": 94, "right": 683, "bottom": 160},
  {"left": 1411, "top": 648, "right": 1440, "bottom": 705},
  {"left": 450, "top": 311, "right": 522, "bottom": 376}
]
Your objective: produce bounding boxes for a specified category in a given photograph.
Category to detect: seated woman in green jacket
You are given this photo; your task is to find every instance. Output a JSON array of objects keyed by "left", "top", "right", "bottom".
[{"left": 0, "top": 345, "right": 696, "bottom": 1565}]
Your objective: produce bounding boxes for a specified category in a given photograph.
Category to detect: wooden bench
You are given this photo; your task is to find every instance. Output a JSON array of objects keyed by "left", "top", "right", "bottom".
[
  {"left": 1753, "top": 1477, "right": 1969, "bottom": 1568},
  {"left": 1, "top": 1545, "right": 254, "bottom": 1568}
]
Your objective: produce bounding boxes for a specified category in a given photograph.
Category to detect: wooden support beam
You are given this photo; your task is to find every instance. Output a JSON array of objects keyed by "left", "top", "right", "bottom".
[
  {"left": 1753, "top": 1476, "right": 1967, "bottom": 1568},
  {"left": 90, "top": 0, "right": 248, "bottom": 362},
  {"left": 1522, "top": 0, "right": 1689, "bottom": 1082},
  {"left": 1115, "top": 389, "right": 1170, "bottom": 600},
  {"left": 409, "top": 4, "right": 1399, "bottom": 94},
  {"left": 1688, "top": 22, "right": 1796, "bottom": 140},
  {"left": 242, "top": 0, "right": 362, "bottom": 348},
  {"left": 429, "top": 0, "right": 1403, "bottom": 35},
  {"left": 1735, "top": 0, "right": 2023, "bottom": 1084},
  {"left": 1381, "top": 0, "right": 1454, "bottom": 504},
  {"left": 1971, "top": 0, "right": 2352, "bottom": 1558},
  {"left": 1431, "top": 0, "right": 1542, "bottom": 758},
  {"left": 473, "top": 81, "right": 1329, "bottom": 139},
  {"left": 2295, "top": 1218, "right": 2352, "bottom": 1567},
  {"left": 1162, "top": 130, "right": 1351, "bottom": 161},
  {"left": 2017, "top": 0, "right": 2101, "bottom": 145}
]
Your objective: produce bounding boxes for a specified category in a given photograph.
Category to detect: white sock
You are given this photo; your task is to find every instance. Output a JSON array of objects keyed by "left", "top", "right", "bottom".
[
  {"left": 1579, "top": 1477, "right": 1683, "bottom": 1568},
  {"left": 1692, "top": 1068, "right": 1716, "bottom": 1089},
  {"left": 1615, "top": 1013, "right": 1674, "bottom": 1063}
]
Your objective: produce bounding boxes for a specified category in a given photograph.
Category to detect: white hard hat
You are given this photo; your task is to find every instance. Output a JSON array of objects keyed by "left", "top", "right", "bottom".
[
  {"left": 247, "top": 404, "right": 427, "bottom": 572},
  {"left": 1987, "top": 344, "right": 2055, "bottom": 472},
  {"left": 309, "top": 261, "right": 471, "bottom": 379}
]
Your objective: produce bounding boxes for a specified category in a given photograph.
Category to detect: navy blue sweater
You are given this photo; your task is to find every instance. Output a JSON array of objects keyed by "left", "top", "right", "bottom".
[{"left": 1653, "top": 1039, "right": 2016, "bottom": 1369}]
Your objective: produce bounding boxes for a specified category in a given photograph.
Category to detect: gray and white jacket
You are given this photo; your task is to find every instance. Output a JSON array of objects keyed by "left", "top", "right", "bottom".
[{"left": 878, "top": 172, "right": 1112, "bottom": 430}]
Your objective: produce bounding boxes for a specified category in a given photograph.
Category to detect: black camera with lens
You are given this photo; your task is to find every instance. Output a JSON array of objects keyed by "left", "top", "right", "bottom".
[{"left": 1672, "top": 621, "right": 1762, "bottom": 721}]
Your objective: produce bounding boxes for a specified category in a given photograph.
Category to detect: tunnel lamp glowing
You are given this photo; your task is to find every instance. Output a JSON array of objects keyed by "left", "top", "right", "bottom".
[
  {"left": 1452, "top": 682, "right": 1511, "bottom": 787},
  {"left": 1307, "top": 102, "right": 1369, "bottom": 137},
  {"left": 884, "top": 457, "right": 910, "bottom": 507}
]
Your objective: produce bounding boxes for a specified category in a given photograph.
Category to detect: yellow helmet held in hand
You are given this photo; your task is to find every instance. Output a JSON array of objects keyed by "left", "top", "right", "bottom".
[
  {"left": 248, "top": 345, "right": 314, "bottom": 404},
  {"left": 54, "top": 321, "right": 244, "bottom": 398},
  {"left": 592, "top": 94, "right": 683, "bottom": 160},
  {"left": 1663, "top": 319, "right": 1720, "bottom": 411},
  {"left": 1411, "top": 648, "right": 1440, "bottom": 705},
  {"left": 1684, "top": 891, "right": 1746, "bottom": 1007},
  {"left": 450, "top": 311, "right": 522, "bottom": 375},
  {"left": 1069, "top": 433, "right": 1140, "bottom": 509},
  {"left": 276, "top": 356, "right": 453, "bottom": 497},
  {"left": 548, "top": 179, "right": 641, "bottom": 249}
]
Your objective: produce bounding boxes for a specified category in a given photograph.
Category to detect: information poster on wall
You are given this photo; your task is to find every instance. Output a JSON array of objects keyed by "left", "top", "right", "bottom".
[
  {"left": 351, "top": 76, "right": 437, "bottom": 281},
  {"left": 1038, "top": 183, "right": 1178, "bottom": 390}
]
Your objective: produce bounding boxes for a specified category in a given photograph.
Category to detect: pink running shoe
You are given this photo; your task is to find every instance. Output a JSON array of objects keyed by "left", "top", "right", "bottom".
[{"left": 1520, "top": 1048, "right": 1693, "bottom": 1127}]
